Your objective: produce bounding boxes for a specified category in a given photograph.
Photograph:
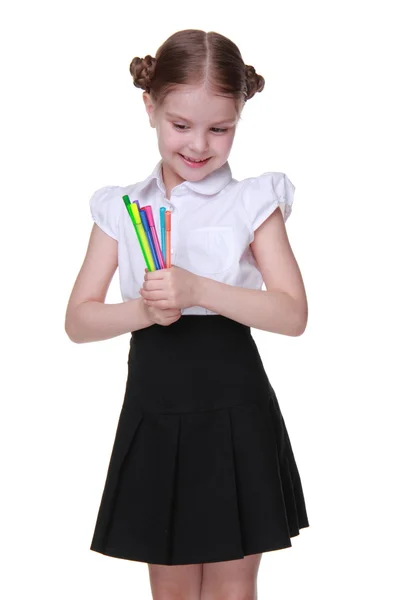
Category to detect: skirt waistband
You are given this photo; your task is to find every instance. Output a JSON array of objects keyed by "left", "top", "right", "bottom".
[
  {"left": 126, "top": 315, "right": 273, "bottom": 414},
  {"left": 130, "top": 315, "right": 250, "bottom": 356}
]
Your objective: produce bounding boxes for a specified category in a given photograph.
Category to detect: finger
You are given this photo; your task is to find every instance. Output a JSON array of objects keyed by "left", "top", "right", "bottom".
[
  {"left": 145, "top": 299, "right": 171, "bottom": 309},
  {"left": 145, "top": 269, "right": 166, "bottom": 280},
  {"left": 142, "top": 280, "right": 166, "bottom": 292},
  {"left": 141, "top": 289, "right": 169, "bottom": 301},
  {"left": 156, "top": 307, "right": 180, "bottom": 316}
]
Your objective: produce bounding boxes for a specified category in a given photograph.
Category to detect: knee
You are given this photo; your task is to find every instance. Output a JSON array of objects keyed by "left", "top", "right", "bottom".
[
  {"left": 152, "top": 592, "right": 198, "bottom": 600},
  {"left": 201, "top": 588, "right": 256, "bottom": 600}
]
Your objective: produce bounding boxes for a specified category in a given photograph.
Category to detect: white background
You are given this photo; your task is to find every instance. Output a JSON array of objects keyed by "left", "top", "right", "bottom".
[{"left": 2, "top": 0, "right": 399, "bottom": 598}]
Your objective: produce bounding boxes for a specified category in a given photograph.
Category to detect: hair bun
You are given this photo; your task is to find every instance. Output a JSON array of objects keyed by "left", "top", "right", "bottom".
[
  {"left": 244, "top": 64, "right": 265, "bottom": 100},
  {"left": 129, "top": 55, "right": 157, "bottom": 92}
]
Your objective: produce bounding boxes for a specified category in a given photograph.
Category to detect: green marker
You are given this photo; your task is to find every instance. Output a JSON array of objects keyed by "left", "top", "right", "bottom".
[{"left": 122, "top": 195, "right": 156, "bottom": 271}]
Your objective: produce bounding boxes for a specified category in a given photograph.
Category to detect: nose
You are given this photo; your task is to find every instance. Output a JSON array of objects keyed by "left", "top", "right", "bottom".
[{"left": 187, "top": 130, "right": 209, "bottom": 156}]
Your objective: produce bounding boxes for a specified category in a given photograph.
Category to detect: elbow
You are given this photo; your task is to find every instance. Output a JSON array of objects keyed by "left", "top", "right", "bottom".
[
  {"left": 65, "top": 323, "right": 80, "bottom": 344},
  {"left": 292, "top": 321, "right": 307, "bottom": 337},
  {"left": 65, "top": 311, "right": 82, "bottom": 344},
  {"left": 291, "top": 306, "right": 308, "bottom": 337},
  {"left": 65, "top": 330, "right": 81, "bottom": 344}
]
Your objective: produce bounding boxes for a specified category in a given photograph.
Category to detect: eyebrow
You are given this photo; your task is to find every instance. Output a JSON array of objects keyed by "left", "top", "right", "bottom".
[{"left": 165, "top": 112, "right": 237, "bottom": 125}]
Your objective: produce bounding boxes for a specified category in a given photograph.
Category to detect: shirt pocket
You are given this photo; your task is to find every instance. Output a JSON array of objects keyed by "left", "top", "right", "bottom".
[{"left": 186, "top": 226, "right": 235, "bottom": 275}]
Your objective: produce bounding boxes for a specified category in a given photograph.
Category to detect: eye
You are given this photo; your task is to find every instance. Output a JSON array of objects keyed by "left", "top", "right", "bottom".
[{"left": 172, "top": 123, "right": 228, "bottom": 134}]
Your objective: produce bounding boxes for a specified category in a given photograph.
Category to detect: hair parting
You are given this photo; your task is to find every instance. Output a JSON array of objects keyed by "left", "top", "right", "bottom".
[{"left": 129, "top": 29, "right": 265, "bottom": 112}]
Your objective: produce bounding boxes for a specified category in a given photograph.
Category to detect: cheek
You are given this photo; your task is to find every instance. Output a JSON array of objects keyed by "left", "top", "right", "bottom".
[
  {"left": 216, "top": 132, "right": 235, "bottom": 153},
  {"left": 158, "top": 124, "right": 181, "bottom": 150},
  {"left": 170, "top": 134, "right": 185, "bottom": 151}
]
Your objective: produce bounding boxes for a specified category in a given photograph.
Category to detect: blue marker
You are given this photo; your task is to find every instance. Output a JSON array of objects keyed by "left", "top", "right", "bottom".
[{"left": 160, "top": 207, "right": 166, "bottom": 263}]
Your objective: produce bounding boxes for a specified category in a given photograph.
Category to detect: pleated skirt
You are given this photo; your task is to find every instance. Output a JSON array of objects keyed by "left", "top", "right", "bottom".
[{"left": 90, "top": 315, "right": 309, "bottom": 565}]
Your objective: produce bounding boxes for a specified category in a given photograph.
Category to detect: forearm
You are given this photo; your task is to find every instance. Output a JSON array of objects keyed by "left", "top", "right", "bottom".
[
  {"left": 196, "top": 277, "right": 305, "bottom": 336},
  {"left": 65, "top": 297, "right": 153, "bottom": 344}
]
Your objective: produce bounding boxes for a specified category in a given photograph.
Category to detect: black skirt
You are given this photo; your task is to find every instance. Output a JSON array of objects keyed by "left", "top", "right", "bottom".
[{"left": 90, "top": 315, "right": 309, "bottom": 565}]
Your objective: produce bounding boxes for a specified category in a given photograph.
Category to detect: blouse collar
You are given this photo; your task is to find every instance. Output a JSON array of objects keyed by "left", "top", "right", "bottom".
[{"left": 135, "top": 159, "right": 233, "bottom": 197}]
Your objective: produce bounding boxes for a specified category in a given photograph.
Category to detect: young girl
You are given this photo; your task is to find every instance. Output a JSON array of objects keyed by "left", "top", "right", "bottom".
[{"left": 65, "top": 28, "right": 309, "bottom": 600}]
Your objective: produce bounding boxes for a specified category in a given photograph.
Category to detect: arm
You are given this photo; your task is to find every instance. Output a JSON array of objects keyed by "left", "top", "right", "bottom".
[
  {"left": 65, "top": 224, "right": 153, "bottom": 344},
  {"left": 196, "top": 207, "right": 308, "bottom": 336}
]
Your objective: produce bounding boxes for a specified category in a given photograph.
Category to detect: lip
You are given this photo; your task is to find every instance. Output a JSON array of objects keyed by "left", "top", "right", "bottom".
[{"left": 179, "top": 154, "right": 211, "bottom": 168}]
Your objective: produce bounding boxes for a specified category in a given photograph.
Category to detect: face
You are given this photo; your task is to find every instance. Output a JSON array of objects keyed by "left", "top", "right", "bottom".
[{"left": 143, "top": 85, "right": 242, "bottom": 191}]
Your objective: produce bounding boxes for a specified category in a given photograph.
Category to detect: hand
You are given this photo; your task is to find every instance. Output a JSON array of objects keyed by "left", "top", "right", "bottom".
[
  {"left": 142, "top": 300, "right": 182, "bottom": 327},
  {"left": 140, "top": 268, "right": 181, "bottom": 326},
  {"left": 139, "top": 266, "right": 201, "bottom": 311}
]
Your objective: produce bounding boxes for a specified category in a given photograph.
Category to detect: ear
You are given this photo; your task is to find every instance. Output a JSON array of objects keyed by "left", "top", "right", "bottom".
[{"left": 142, "top": 92, "right": 155, "bottom": 128}]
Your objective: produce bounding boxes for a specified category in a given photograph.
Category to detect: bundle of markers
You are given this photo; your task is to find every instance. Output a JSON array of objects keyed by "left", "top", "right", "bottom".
[{"left": 122, "top": 195, "right": 171, "bottom": 271}]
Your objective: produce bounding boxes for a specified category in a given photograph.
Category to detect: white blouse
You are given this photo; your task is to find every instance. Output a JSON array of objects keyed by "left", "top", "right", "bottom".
[{"left": 89, "top": 159, "right": 295, "bottom": 315}]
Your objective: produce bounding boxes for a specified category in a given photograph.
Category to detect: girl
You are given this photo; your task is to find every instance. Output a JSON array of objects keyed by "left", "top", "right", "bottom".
[{"left": 65, "top": 28, "right": 309, "bottom": 600}]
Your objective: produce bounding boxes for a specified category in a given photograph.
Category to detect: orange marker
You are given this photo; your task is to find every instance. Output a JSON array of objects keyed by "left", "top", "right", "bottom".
[{"left": 165, "top": 210, "right": 172, "bottom": 268}]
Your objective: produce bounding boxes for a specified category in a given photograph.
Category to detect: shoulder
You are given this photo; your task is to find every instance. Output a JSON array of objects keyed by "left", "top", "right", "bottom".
[
  {"left": 89, "top": 184, "right": 131, "bottom": 240},
  {"left": 235, "top": 170, "right": 296, "bottom": 236},
  {"left": 88, "top": 168, "right": 156, "bottom": 240},
  {"left": 240, "top": 171, "right": 295, "bottom": 209}
]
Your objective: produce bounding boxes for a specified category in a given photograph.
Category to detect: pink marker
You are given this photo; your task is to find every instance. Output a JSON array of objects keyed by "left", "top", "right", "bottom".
[{"left": 144, "top": 206, "right": 165, "bottom": 269}]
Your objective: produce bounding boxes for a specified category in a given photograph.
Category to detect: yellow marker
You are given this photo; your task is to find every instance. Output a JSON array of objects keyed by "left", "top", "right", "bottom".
[{"left": 122, "top": 195, "right": 156, "bottom": 271}]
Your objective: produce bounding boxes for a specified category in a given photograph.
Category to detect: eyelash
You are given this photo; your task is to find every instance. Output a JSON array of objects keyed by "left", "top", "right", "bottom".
[{"left": 173, "top": 123, "right": 228, "bottom": 134}]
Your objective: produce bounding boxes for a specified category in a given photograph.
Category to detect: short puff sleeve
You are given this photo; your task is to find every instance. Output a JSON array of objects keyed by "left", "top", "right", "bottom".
[
  {"left": 89, "top": 185, "right": 121, "bottom": 240},
  {"left": 241, "top": 172, "right": 295, "bottom": 234}
]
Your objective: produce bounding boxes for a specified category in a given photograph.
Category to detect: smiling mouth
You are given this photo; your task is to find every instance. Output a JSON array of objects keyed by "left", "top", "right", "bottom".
[{"left": 179, "top": 154, "right": 211, "bottom": 163}]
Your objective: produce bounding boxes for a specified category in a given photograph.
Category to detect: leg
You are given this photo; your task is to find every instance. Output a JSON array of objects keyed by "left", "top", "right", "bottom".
[
  {"left": 148, "top": 562, "right": 203, "bottom": 600},
  {"left": 200, "top": 553, "right": 262, "bottom": 600}
]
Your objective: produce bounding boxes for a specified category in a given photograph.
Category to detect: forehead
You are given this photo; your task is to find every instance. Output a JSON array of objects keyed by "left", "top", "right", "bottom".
[{"left": 161, "top": 85, "right": 238, "bottom": 122}]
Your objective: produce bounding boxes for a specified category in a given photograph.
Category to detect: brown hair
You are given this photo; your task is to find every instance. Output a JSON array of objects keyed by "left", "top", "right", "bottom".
[{"left": 129, "top": 29, "right": 265, "bottom": 113}]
